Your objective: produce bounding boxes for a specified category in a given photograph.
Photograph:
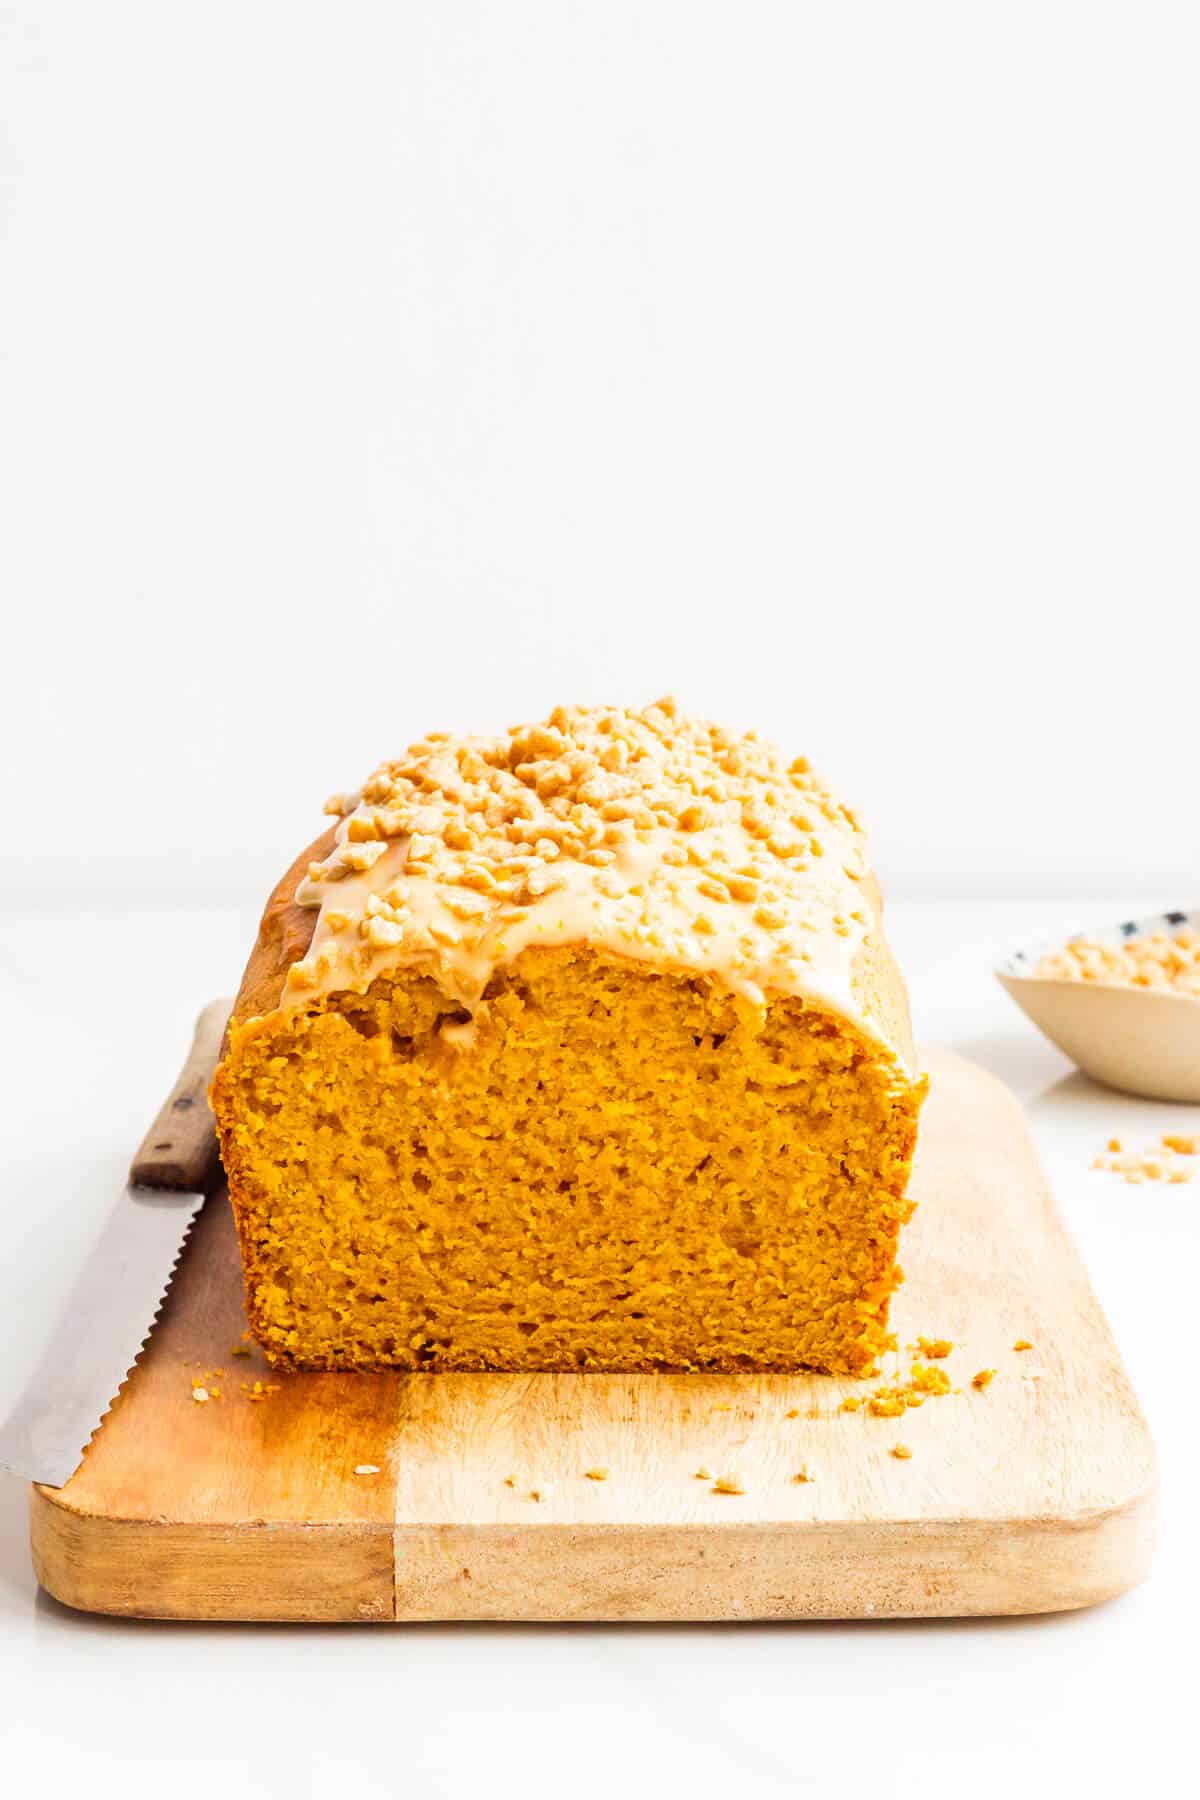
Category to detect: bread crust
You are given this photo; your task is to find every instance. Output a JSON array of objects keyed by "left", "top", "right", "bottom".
[{"left": 230, "top": 826, "right": 332, "bottom": 1026}]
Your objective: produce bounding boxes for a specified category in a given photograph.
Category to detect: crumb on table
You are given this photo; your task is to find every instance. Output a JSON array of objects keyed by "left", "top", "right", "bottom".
[
  {"left": 890, "top": 1444, "right": 913, "bottom": 1460},
  {"left": 1093, "top": 1136, "right": 1197, "bottom": 1183},
  {"left": 972, "top": 1369, "right": 996, "bottom": 1391}
]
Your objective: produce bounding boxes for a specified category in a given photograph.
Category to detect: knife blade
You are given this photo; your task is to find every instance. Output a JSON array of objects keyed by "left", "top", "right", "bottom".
[{"left": 0, "top": 997, "right": 232, "bottom": 1487}]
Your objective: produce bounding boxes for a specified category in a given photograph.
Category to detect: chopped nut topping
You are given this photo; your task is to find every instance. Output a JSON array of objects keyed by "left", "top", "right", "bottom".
[
  {"left": 284, "top": 701, "right": 881, "bottom": 1031},
  {"left": 1035, "top": 928, "right": 1200, "bottom": 995}
]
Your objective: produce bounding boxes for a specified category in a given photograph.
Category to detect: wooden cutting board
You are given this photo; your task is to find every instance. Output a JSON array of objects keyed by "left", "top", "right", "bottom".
[{"left": 31, "top": 1049, "right": 1155, "bottom": 1622}]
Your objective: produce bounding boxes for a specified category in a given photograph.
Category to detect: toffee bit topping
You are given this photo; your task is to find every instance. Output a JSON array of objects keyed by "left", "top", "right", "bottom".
[
  {"left": 1034, "top": 928, "right": 1200, "bottom": 995},
  {"left": 280, "top": 701, "right": 886, "bottom": 1035}
]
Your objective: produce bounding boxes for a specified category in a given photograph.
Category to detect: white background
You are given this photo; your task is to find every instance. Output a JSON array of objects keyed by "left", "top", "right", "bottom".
[
  {"left": 2, "top": 6, "right": 1199, "bottom": 1797},
  {"left": 3, "top": 2, "right": 1198, "bottom": 908}
]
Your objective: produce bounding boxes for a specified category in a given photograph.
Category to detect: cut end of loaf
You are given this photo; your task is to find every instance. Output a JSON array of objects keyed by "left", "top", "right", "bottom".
[{"left": 212, "top": 945, "right": 925, "bottom": 1375}]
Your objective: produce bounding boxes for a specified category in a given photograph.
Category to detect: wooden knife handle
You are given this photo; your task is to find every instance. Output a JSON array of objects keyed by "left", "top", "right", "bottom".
[{"left": 130, "top": 998, "right": 233, "bottom": 1191}]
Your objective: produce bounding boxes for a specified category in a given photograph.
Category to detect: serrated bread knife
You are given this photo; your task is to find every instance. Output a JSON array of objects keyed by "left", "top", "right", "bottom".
[{"left": 0, "top": 999, "right": 232, "bottom": 1487}]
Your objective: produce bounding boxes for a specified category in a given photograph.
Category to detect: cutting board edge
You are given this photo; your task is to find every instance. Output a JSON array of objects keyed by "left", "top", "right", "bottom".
[
  {"left": 31, "top": 1461, "right": 1156, "bottom": 1623},
  {"left": 29, "top": 1487, "right": 397, "bottom": 1623}
]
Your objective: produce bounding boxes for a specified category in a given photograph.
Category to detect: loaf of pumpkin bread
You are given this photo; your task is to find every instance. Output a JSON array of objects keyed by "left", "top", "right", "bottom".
[{"left": 211, "top": 700, "right": 926, "bottom": 1375}]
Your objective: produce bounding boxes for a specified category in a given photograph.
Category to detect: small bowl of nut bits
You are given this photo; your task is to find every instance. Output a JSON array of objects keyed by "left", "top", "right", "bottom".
[{"left": 997, "top": 909, "right": 1200, "bottom": 1101}]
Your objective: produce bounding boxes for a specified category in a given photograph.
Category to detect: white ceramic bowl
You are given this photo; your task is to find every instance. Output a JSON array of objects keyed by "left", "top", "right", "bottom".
[{"left": 996, "top": 908, "right": 1200, "bottom": 1102}]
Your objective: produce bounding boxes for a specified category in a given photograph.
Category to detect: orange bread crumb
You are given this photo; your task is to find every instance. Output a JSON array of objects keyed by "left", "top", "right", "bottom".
[
  {"left": 972, "top": 1369, "right": 996, "bottom": 1391},
  {"left": 867, "top": 1393, "right": 907, "bottom": 1418}
]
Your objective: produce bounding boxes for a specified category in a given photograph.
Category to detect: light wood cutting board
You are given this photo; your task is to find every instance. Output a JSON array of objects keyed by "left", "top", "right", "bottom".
[{"left": 31, "top": 1049, "right": 1155, "bottom": 1622}]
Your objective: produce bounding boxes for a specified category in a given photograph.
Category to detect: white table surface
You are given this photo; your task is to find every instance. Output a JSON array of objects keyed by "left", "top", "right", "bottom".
[{"left": 1, "top": 897, "right": 1195, "bottom": 1798}]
